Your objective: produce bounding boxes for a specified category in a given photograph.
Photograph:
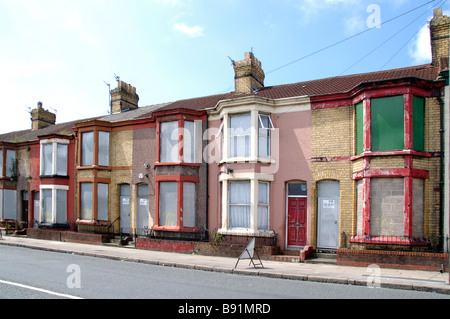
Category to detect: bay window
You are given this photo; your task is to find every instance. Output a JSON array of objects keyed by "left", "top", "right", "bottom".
[
  {"left": 159, "top": 120, "right": 200, "bottom": 164},
  {"left": 229, "top": 114, "right": 251, "bottom": 158},
  {"left": 220, "top": 174, "right": 272, "bottom": 234},
  {"left": 0, "top": 189, "right": 16, "bottom": 220},
  {"left": 39, "top": 185, "right": 68, "bottom": 225},
  {"left": 222, "top": 111, "right": 275, "bottom": 162},
  {"left": 229, "top": 181, "right": 251, "bottom": 228},
  {"left": 159, "top": 181, "right": 178, "bottom": 226},
  {"left": 0, "top": 149, "right": 16, "bottom": 178},
  {"left": 81, "top": 131, "right": 110, "bottom": 167},
  {"left": 355, "top": 95, "right": 425, "bottom": 154},
  {"left": 80, "top": 182, "right": 109, "bottom": 221},
  {"left": 40, "top": 139, "right": 68, "bottom": 176},
  {"left": 155, "top": 177, "right": 198, "bottom": 230}
]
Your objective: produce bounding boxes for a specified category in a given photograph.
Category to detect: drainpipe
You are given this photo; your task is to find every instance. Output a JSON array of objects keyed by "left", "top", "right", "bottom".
[
  {"left": 438, "top": 88, "right": 444, "bottom": 253},
  {"left": 205, "top": 115, "right": 209, "bottom": 242}
]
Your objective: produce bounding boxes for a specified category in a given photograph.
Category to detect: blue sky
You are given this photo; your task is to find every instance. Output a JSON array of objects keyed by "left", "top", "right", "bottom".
[{"left": 0, "top": 0, "right": 448, "bottom": 134}]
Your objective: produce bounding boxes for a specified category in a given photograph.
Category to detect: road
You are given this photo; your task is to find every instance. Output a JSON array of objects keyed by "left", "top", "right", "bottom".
[{"left": 0, "top": 245, "right": 449, "bottom": 301}]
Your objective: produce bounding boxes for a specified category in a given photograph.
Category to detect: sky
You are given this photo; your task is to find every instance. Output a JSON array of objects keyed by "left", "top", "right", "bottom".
[{"left": 0, "top": 0, "right": 448, "bottom": 134}]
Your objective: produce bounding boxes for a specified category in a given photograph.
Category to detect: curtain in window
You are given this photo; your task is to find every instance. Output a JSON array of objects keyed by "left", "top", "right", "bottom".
[
  {"left": 159, "top": 182, "right": 178, "bottom": 226},
  {"left": 229, "top": 114, "right": 251, "bottom": 158},
  {"left": 258, "top": 182, "right": 269, "bottom": 230},
  {"left": 161, "top": 121, "right": 179, "bottom": 163},
  {"left": 229, "top": 181, "right": 250, "bottom": 228},
  {"left": 183, "top": 182, "right": 196, "bottom": 227}
]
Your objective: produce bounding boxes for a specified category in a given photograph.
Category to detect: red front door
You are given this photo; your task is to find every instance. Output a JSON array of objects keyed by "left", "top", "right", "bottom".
[{"left": 288, "top": 197, "right": 307, "bottom": 247}]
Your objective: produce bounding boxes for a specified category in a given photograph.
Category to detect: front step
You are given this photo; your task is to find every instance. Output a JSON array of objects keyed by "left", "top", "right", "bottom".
[
  {"left": 304, "top": 252, "right": 337, "bottom": 265},
  {"left": 269, "top": 250, "right": 302, "bottom": 263},
  {"left": 103, "top": 236, "right": 135, "bottom": 248}
]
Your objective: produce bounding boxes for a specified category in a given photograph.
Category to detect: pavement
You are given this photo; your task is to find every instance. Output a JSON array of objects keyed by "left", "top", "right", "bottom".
[{"left": 1, "top": 235, "right": 450, "bottom": 296}]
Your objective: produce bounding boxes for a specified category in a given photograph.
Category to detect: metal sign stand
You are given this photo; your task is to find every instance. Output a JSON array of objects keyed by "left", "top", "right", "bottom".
[{"left": 234, "top": 237, "right": 264, "bottom": 269}]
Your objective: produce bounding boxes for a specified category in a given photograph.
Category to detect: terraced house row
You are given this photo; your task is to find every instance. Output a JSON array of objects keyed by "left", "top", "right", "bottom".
[{"left": 0, "top": 8, "right": 448, "bottom": 270}]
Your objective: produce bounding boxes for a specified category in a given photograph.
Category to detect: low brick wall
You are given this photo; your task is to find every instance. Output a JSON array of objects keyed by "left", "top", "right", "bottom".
[
  {"left": 136, "top": 238, "right": 279, "bottom": 258},
  {"left": 337, "top": 249, "right": 449, "bottom": 272},
  {"left": 27, "top": 228, "right": 114, "bottom": 246},
  {"left": 136, "top": 238, "right": 195, "bottom": 253}
]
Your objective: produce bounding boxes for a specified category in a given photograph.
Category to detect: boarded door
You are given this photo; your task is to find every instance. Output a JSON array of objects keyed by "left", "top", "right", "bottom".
[
  {"left": 137, "top": 184, "right": 149, "bottom": 236},
  {"left": 317, "top": 181, "right": 340, "bottom": 249},
  {"left": 287, "top": 197, "right": 307, "bottom": 247},
  {"left": 120, "top": 184, "right": 131, "bottom": 233}
]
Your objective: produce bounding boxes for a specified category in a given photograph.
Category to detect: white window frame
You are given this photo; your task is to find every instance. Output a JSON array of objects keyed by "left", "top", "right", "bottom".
[
  {"left": 219, "top": 172, "right": 274, "bottom": 237},
  {"left": 221, "top": 111, "right": 275, "bottom": 163},
  {"left": 40, "top": 138, "right": 69, "bottom": 176},
  {"left": 39, "top": 184, "right": 69, "bottom": 225}
]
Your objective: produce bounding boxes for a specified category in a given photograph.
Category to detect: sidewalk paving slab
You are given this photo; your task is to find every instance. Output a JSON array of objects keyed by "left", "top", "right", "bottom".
[{"left": 1, "top": 236, "right": 450, "bottom": 295}]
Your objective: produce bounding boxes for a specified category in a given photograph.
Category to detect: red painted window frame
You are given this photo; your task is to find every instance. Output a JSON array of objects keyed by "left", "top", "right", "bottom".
[{"left": 154, "top": 175, "right": 199, "bottom": 232}]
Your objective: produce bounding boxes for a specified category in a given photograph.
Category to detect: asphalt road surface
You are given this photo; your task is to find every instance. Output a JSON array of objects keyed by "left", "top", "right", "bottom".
[{"left": 0, "top": 245, "right": 449, "bottom": 301}]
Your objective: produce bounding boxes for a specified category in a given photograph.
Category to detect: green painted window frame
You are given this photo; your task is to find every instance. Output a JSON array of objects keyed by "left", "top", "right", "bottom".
[
  {"left": 356, "top": 101, "right": 364, "bottom": 154},
  {"left": 371, "top": 95, "right": 404, "bottom": 152}
]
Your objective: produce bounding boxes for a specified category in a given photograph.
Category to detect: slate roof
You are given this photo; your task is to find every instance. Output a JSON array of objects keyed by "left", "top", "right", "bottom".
[
  {"left": 0, "top": 62, "right": 443, "bottom": 144},
  {"left": 152, "top": 63, "right": 442, "bottom": 112}
]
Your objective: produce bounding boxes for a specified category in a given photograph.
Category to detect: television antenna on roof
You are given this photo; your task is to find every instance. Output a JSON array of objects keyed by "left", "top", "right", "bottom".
[{"left": 104, "top": 80, "right": 111, "bottom": 114}]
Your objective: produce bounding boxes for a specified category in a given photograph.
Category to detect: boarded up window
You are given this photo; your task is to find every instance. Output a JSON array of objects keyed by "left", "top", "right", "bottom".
[
  {"left": 371, "top": 96, "right": 404, "bottom": 151},
  {"left": 370, "top": 178, "right": 404, "bottom": 237},
  {"left": 97, "top": 183, "right": 109, "bottom": 221}
]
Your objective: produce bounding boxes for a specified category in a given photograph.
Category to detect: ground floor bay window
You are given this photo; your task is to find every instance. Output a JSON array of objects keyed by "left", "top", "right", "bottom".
[
  {"left": 0, "top": 189, "right": 16, "bottom": 220},
  {"left": 79, "top": 182, "right": 109, "bottom": 222},
  {"left": 155, "top": 176, "right": 198, "bottom": 231},
  {"left": 39, "top": 185, "right": 68, "bottom": 225},
  {"left": 219, "top": 173, "right": 273, "bottom": 236},
  {"left": 354, "top": 176, "right": 425, "bottom": 244}
]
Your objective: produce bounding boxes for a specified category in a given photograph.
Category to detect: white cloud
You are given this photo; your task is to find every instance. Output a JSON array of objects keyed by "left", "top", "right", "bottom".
[
  {"left": 409, "top": 23, "right": 431, "bottom": 64},
  {"left": 173, "top": 23, "right": 204, "bottom": 37}
]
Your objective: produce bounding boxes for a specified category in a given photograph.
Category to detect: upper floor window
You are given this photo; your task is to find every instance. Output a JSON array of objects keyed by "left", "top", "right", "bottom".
[
  {"left": 355, "top": 95, "right": 425, "bottom": 154},
  {"left": 40, "top": 139, "right": 69, "bottom": 176},
  {"left": 223, "top": 111, "right": 274, "bottom": 162},
  {"left": 81, "top": 131, "right": 110, "bottom": 167},
  {"left": 0, "top": 149, "right": 16, "bottom": 178},
  {"left": 159, "top": 120, "right": 200, "bottom": 164}
]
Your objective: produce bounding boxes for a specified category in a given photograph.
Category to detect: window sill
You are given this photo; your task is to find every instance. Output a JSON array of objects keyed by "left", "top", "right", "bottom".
[
  {"left": 39, "top": 175, "right": 70, "bottom": 179},
  {"left": 76, "top": 219, "right": 110, "bottom": 226},
  {"left": 351, "top": 150, "right": 431, "bottom": 161},
  {"left": 76, "top": 165, "right": 111, "bottom": 170},
  {"left": 154, "top": 162, "right": 200, "bottom": 167},
  {"left": 219, "top": 157, "right": 275, "bottom": 164},
  {"left": 218, "top": 228, "right": 274, "bottom": 237},
  {"left": 153, "top": 225, "right": 199, "bottom": 232},
  {"left": 349, "top": 235, "right": 429, "bottom": 246}
]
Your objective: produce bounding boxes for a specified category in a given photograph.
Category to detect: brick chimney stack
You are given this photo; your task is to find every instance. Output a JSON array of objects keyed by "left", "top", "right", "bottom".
[
  {"left": 31, "top": 102, "right": 56, "bottom": 130},
  {"left": 233, "top": 52, "right": 265, "bottom": 94},
  {"left": 110, "top": 80, "right": 139, "bottom": 114},
  {"left": 430, "top": 8, "right": 449, "bottom": 69}
]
